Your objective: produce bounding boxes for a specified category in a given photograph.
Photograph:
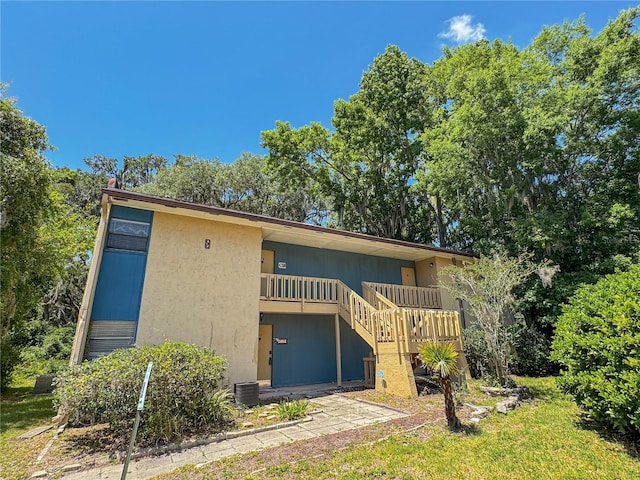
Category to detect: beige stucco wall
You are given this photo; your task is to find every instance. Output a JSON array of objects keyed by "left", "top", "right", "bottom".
[
  {"left": 136, "top": 212, "right": 263, "bottom": 387},
  {"left": 375, "top": 344, "right": 418, "bottom": 398},
  {"left": 415, "top": 258, "right": 437, "bottom": 287}
]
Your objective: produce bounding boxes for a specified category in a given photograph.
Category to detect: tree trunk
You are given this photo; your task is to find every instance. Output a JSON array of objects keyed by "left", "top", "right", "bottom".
[
  {"left": 435, "top": 195, "right": 447, "bottom": 248},
  {"left": 441, "top": 375, "right": 461, "bottom": 429}
]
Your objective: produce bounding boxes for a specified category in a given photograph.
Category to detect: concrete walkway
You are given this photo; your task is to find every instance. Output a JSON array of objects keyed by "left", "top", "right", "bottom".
[{"left": 59, "top": 394, "right": 407, "bottom": 480}]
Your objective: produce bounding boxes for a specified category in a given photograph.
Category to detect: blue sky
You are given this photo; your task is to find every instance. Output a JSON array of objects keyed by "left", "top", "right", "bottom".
[{"left": 2, "top": 1, "right": 635, "bottom": 170}]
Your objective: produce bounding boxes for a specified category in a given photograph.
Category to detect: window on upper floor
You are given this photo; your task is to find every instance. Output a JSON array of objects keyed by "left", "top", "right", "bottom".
[{"left": 105, "top": 218, "right": 150, "bottom": 253}]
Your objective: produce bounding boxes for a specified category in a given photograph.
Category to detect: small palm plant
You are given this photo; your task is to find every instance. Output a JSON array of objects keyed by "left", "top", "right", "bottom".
[{"left": 418, "top": 341, "right": 461, "bottom": 429}]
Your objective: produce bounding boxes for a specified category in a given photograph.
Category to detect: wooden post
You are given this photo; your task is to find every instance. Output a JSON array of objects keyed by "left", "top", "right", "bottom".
[{"left": 335, "top": 313, "right": 342, "bottom": 387}]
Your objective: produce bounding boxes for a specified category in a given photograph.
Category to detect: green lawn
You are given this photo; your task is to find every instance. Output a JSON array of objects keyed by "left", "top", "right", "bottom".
[
  {"left": 0, "top": 376, "right": 57, "bottom": 480},
  {"left": 2, "top": 376, "right": 639, "bottom": 480},
  {"left": 162, "top": 377, "right": 640, "bottom": 480}
]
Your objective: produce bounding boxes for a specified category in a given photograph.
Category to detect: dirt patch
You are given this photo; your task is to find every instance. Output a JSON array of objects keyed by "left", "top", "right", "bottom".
[{"left": 345, "top": 390, "right": 443, "bottom": 414}]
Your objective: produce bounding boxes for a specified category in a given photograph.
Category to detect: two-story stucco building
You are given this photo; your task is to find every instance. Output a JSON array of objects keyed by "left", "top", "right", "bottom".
[{"left": 70, "top": 187, "right": 474, "bottom": 398}]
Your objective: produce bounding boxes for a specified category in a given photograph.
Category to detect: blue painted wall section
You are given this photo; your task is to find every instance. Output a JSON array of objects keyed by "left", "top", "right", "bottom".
[
  {"left": 339, "top": 320, "right": 372, "bottom": 381},
  {"left": 262, "top": 313, "right": 371, "bottom": 387},
  {"left": 263, "top": 314, "right": 337, "bottom": 387},
  {"left": 262, "top": 241, "right": 415, "bottom": 295},
  {"left": 91, "top": 252, "right": 148, "bottom": 320},
  {"left": 90, "top": 206, "right": 153, "bottom": 330}
]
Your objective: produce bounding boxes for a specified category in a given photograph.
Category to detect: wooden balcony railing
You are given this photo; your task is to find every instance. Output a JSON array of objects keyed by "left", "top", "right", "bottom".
[
  {"left": 260, "top": 273, "right": 460, "bottom": 354},
  {"left": 362, "top": 282, "right": 442, "bottom": 309},
  {"left": 261, "top": 273, "right": 339, "bottom": 303}
]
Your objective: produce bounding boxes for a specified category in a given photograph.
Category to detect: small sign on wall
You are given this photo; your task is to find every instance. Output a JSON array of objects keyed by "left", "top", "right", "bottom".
[
  {"left": 278, "top": 262, "right": 287, "bottom": 269},
  {"left": 274, "top": 337, "right": 288, "bottom": 345}
]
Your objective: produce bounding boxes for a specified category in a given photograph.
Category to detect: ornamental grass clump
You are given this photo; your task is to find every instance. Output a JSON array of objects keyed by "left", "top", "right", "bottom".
[
  {"left": 277, "top": 399, "right": 310, "bottom": 420},
  {"left": 55, "top": 342, "right": 233, "bottom": 444}
]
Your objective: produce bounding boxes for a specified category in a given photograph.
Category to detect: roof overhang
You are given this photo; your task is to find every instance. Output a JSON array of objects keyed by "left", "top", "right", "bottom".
[{"left": 102, "top": 189, "right": 476, "bottom": 263}]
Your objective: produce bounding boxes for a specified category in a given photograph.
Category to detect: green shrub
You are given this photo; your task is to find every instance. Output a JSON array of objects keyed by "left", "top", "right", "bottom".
[
  {"left": 552, "top": 264, "right": 640, "bottom": 435},
  {"left": 509, "top": 323, "right": 557, "bottom": 376},
  {"left": 0, "top": 334, "right": 18, "bottom": 391},
  {"left": 464, "top": 321, "right": 557, "bottom": 379},
  {"left": 277, "top": 399, "right": 309, "bottom": 420},
  {"left": 55, "top": 342, "right": 233, "bottom": 444},
  {"left": 462, "top": 327, "right": 491, "bottom": 379}
]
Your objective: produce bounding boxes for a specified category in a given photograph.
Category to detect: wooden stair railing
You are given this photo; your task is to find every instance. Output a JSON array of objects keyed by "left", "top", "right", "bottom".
[{"left": 362, "top": 281, "right": 443, "bottom": 309}]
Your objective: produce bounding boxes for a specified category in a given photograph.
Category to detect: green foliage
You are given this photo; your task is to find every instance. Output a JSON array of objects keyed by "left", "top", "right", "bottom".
[
  {"left": 465, "top": 321, "right": 557, "bottom": 379},
  {"left": 1, "top": 87, "right": 53, "bottom": 390},
  {"left": 509, "top": 322, "right": 556, "bottom": 376},
  {"left": 262, "top": 46, "right": 433, "bottom": 241},
  {"left": 0, "top": 335, "right": 18, "bottom": 391},
  {"left": 277, "top": 399, "right": 310, "bottom": 421},
  {"left": 418, "top": 342, "right": 459, "bottom": 378},
  {"left": 552, "top": 264, "right": 640, "bottom": 435},
  {"left": 140, "top": 153, "right": 327, "bottom": 224},
  {"left": 54, "top": 343, "right": 232, "bottom": 444},
  {"left": 440, "top": 254, "right": 548, "bottom": 386},
  {"left": 13, "top": 321, "right": 76, "bottom": 378},
  {"left": 0, "top": 87, "right": 97, "bottom": 390},
  {"left": 1, "top": 87, "right": 51, "bottom": 335},
  {"left": 461, "top": 327, "right": 491, "bottom": 379},
  {"left": 83, "top": 153, "right": 168, "bottom": 190}
]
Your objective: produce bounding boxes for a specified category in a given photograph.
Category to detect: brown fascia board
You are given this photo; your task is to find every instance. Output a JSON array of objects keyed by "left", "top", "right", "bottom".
[{"left": 102, "top": 188, "right": 477, "bottom": 259}]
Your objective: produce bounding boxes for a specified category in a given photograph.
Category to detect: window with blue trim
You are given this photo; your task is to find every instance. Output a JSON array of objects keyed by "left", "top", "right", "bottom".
[{"left": 105, "top": 218, "right": 150, "bottom": 252}]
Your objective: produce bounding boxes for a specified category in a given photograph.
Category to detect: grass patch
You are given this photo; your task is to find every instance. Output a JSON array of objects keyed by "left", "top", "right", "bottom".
[
  {"left": 0, "top": 376, "right": 55, "bottom": 441},
  {"left": 1, "top": 375, "right": 57, "bottom": 480},
  {"left": 277, "top": 399, "right": 309, "bottom": 420}
]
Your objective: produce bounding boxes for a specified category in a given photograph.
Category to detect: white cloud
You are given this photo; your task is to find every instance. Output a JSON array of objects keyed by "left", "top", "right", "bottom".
[{"left": 439, "top": 14, "right": 486, "bottom": 43}]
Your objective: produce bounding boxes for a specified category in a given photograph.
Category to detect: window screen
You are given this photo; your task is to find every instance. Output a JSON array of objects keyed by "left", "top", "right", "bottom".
[{"left": 106, "top": 218, "right": 150, "bottom": 252}]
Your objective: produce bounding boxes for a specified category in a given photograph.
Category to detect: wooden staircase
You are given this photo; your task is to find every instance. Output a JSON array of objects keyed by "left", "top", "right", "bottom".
[{"left": 260, "top": 273, "right": 469, "bottom": 397}]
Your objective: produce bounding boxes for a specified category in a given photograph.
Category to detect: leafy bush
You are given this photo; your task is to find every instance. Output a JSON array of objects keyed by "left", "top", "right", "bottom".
[
  {"left": 277, "top": 399, "right": 309, "bottom": 420},
  {"left": 55, "top": 342, "right": 233, "bottom": 444},
  {"left": 461, "top": 327, "right": 491, "bottom": 379},
  {"left": 509, "top": 323, "right": 557, "bottom": 376},
  {"left": 464, "top": 321, "right": 556, "bottom": 380},
  {"left": 0, "top": 334, "right": 18, "bottom": 391},
  {"left": 552, "top": 264, "right": 640, "bottom": 434}
]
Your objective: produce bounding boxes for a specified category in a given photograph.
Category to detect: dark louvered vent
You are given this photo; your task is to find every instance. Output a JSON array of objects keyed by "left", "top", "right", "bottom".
[
  {"left": 106, "top": 233, "right": 148, "bottom": 252},
  {"left": 87, "top": 320, "right": 136, "bottom": 359},
  {"left": 105, "top": 217, "right": 150, "bottom": 253}
]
